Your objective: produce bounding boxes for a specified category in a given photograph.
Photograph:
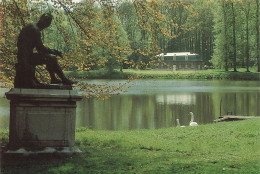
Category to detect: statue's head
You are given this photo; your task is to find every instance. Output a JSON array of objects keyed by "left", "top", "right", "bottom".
[{"left": 38, "top": 13, "right": 53, "bottom": 30}]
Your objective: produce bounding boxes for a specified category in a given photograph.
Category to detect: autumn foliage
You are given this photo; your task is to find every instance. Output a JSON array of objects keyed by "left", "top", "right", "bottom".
[{"left": 0, "top": 0, "right": 189, "bottom": 95}]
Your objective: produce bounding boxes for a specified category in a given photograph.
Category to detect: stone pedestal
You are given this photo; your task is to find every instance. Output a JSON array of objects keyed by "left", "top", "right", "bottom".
[{"left": 4, "top": 88, "right": 82, "bottom": 156}]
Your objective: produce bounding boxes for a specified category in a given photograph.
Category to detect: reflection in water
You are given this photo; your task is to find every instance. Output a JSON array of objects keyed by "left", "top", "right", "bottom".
[
  {"left": 1, "top": 80, "right": 260, "bottom": 130},
  {"left": 156, "top": 94, "right": 196, "bottom": 105},
  {"left": 76, "top": 91, "right": 260, "bottom": 130}
]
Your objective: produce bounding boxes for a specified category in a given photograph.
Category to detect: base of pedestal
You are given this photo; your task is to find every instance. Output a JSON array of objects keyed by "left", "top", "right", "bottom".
[{"left": 4, "top": 146, "right": 82, "bottom": 157}]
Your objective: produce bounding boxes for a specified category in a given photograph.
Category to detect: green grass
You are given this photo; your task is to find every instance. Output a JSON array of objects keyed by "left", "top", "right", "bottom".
[
  {"left": 66, "top": 68, "right": 260, "bottom": 80},
  {"left": 1, "top": 119, "right": 260, "bottom": 174}
]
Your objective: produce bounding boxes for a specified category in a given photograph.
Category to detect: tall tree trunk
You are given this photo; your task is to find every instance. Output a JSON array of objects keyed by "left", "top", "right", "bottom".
[
  {"left": 195, "top": 28, "right": 199, "bottom": 54},
  {"left": 256, "top": 0, "right": 260, "bottom": 72},
  {"left": 240, "top": 35, "right": 245, "bottom": 67},
  {"left": 198, "top": 30, "right": 201, "bottom": 57},
  {"left": 223, "top": 1, "right": 228, "bottom": 71},
  {"left": 178, "top": 5, "right": 183, "bottom": 51},
  {"left": 245, "top": 4, "right": 250, "bottom": 72},
  {"left": 231, "top": 2, "right": 237, "bottom": 72}
]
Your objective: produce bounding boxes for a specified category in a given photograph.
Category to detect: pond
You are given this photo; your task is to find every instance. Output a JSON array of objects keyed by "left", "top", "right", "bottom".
[{"left": 0, "top": 80, "right": 260, "bottom": 130}]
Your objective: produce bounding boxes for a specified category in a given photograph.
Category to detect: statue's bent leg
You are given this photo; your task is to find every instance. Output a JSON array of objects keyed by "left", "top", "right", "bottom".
[
  {"left": 43, "top": 54, "right": 62, "bottom": 84},
  {"left": 45, "top": 55, "right": 75, "bottom": 85}
]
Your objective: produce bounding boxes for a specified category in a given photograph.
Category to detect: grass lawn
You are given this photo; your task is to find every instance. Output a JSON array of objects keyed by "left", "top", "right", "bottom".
[
  {"left": 66, "top": 68, "right": 260, "bottom": 80},
  {"left": 1, "top": 118, "right": 259, "bottom": 174},
  {"left": 122, "top": 68, "right": 260, "bottom": 80}
]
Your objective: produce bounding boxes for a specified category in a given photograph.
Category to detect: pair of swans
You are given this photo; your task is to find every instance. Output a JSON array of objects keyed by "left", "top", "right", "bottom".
[{"left": 176, "top": 112, "right": 198, "bottom": 127}]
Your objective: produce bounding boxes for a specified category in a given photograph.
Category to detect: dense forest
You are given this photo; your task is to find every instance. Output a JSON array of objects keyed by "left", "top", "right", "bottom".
[{"left": 0, "top": 0, "right": 259, "bottom": 79}]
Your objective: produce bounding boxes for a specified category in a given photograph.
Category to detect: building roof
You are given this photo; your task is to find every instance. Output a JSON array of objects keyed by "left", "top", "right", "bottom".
[{"left": 157, "top": 52, "right": 202, "bottom": 62}]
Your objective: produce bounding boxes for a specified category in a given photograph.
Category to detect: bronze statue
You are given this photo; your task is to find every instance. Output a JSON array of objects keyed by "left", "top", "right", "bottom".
[{"left": 14, "top": 13, "right": 75, "bottom": 89}]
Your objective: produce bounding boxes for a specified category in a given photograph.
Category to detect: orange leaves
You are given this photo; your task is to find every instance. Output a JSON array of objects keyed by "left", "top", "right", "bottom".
[{"left": 0, "top": 73, "right": 13, "bottom": 88}]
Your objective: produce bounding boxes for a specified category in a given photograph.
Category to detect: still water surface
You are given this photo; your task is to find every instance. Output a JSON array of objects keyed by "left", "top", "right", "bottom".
[{"left": 1, "top": 80, "right": 260, "bottom": 130}]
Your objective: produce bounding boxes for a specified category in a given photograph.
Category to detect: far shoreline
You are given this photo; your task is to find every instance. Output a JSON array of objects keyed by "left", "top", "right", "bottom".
[{"left": 66, "top": 68, "right": 260, "bottom": 81}]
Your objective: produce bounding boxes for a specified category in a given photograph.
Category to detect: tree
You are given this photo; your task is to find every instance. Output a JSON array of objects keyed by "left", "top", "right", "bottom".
[
  {"left": 256, "top": 0, "right": 260, "bottom": 72},
  {"left": 97, "top": 0, "right": 131, "bottom": 72},
  {"left": 212, "top": 0, "right": 233, "bottom": 69},
  {"left": 243, "top": 1, "right": 251, "bottom": 72},
  {"left": 222, "top": 1, "right": 229, "bottom": 71},
  {"left": 117, "top": 1, "right": 140, "bottom": 68},
  {"left": 132, "top": 0, "right": 190, "bottom": 69},
  {"left": 184, "top": 0, "right": 214, "bottom": 65},
  {"left": 231, "top": 2, "right": 237, "bottom": 72}
]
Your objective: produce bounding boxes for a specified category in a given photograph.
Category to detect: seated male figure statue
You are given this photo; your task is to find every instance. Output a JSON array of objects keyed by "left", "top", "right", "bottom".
[{"left": 14, "top": 13, "right": 74, "bottom": 88}]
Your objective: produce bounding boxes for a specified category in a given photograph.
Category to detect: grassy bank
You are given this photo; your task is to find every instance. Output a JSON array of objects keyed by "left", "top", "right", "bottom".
[
  {"left": 66, "top": 68, "right": 260, "bottom": 80},
  {"left": 1, "top": 119, "right": 259, "bottom": 173}
]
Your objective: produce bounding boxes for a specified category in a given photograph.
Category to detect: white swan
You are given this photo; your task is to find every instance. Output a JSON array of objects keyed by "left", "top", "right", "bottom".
[
  {"left": 176, "top": 119, "right": 186, "bottom": 127},
  {"left": 189, "top": 112, "right": 198, "bottom": 126}
]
